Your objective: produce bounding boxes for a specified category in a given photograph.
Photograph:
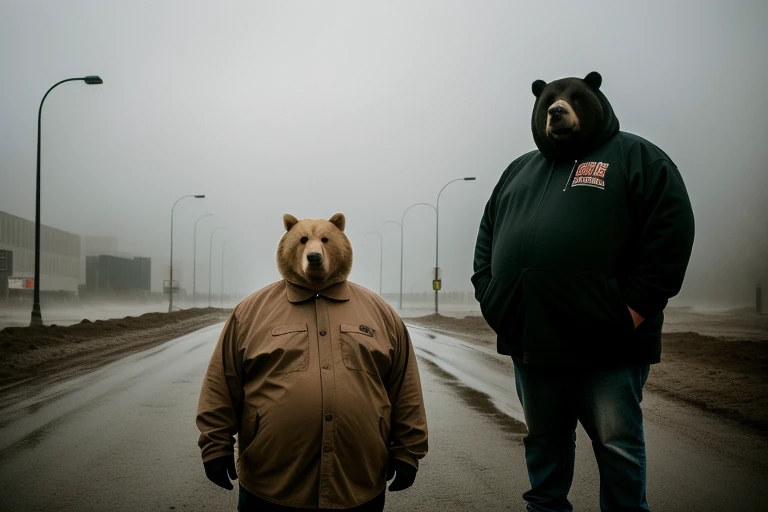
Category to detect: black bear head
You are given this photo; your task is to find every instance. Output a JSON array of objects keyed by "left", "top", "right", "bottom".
[{"left": 530, "top": 71, "right": 619, "bottom": 159}]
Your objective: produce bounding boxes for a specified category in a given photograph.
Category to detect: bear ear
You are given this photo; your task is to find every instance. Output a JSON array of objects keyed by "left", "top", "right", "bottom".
[
  {"left": 283, "top": 214, "right": 299, "bottom": 232},
  {"left": 328, "top": 212, "right": 346, "bottom": 232},
  {"left": 532, "top": 79, "right": 547, "bottom": 97},
  {"left": 584, "top": 71, "right": 602, "bottom": 90}
]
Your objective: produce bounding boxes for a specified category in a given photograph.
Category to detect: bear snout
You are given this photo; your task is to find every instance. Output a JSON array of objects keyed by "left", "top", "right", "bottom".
[
  {"left": 548, "top": 105, "right": 567, "bottom": 120},
  {"left": 546, "top": 99, "right": 579, "bottom": 140},
  {"left": 307, "top": 252, "right": 323, "bottom": 266}
]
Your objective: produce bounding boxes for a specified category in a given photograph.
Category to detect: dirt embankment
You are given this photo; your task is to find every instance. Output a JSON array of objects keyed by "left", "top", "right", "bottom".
[
  {"left": 406, "top": 312, "right": 768, "bottom": 436},
  {"left": 0, "top": 308, "right": 231, "bottom": 403}
]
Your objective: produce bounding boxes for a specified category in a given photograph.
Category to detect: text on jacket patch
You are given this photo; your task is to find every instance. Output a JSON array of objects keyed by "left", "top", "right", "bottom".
[{"left": 571, "top": 162, "right": 609, "bottom": 190}]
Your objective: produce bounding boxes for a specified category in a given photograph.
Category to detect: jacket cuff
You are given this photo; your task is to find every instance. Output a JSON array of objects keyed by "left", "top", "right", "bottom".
[
  {"left": 389, "top": 450, "right": 418, "bottom": 471},
  {"left": 201, "top": 448, "right": 235, "bottom": 464}
]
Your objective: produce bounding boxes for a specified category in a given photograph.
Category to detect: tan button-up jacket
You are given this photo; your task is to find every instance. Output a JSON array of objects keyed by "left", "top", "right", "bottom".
[{"left": 196, "top": 279, "right": 428, "bottom": 509}]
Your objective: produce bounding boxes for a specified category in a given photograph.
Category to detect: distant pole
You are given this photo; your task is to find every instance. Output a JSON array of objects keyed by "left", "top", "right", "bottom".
[
  {"left": 193, "top": 213, "right": 213, "bottom": 307},
  {"left": 365, "top": 232, "right": 383, "bottom": 296},
  {"left": 401, "top": 202, "right": 436, "bottom": 311},
  {"left": 228, "top": 266, "right": 232, "bottom": 304},
  {"left": 385, "top": 202, "right": 437, "bottom": 310},
  {"left": 434, "top": 177, "right": 476, "bottom": 314},
  {"left": 169, "top": 194, "right": 205, "bottom": 312},
  {"left": 758, "top": 282, "right": 763, "bottom": 314},
  {"left": 208, "top": 227, "right": 225, "bottom": 307},
  {"left": 221, "top": 239, "right": 232, "bottom": 307},
  {"left": 30, "top": 75, "right": 103, "bottom": 327},
  {"left": 384, "top": 221, "right": 402, "bottom": 309}
]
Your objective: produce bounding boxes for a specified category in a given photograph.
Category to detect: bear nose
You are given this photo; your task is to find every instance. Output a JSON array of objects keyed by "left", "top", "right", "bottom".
[
  {"left": 307, "top": 252, "right": 323, "bottom": 265},
  {"left": 548, "top": 105, "right": 567, "bottom": 119}
]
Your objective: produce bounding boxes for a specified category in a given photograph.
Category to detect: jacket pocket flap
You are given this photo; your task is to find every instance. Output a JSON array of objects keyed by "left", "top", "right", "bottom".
[
  {"left": 271, "top": 323, "right": 308, "bottom": 336},
  {"left": 340, "top": 324, "right": 374, "bottom": 337}
]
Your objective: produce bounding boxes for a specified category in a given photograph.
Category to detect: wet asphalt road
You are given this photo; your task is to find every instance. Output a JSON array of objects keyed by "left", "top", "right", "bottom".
[{"left": 1, "top": 323, "right": 767, "bottom": 511}]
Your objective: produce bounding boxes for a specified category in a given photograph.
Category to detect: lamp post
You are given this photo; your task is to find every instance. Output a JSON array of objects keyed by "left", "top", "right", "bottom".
[
  {"left": 30, "top": 75, "right": 103, "bottom": 327},
  {"left": 435, "top": 177, "right": 476, "bottom": 314},
  {"left": 384, "top": 202, "right": 437, "bottom": 310},
  {"left": 193, "top": 213, "right": 214, "bottom": 306},
  {"left": 365, "top": 231, "right": 383, "bottom": 296},
  {"left": 221, "top": 239, "right": 232, "bottom": 307},
  {"left": 169, "top": 194, "right": 205, "bottom": 312},
  {"left": 383, "top": 221, "right": 402, "bottom": 308},
  {"left": 208, "top": 227, "right": 225, "bottom": 307}
]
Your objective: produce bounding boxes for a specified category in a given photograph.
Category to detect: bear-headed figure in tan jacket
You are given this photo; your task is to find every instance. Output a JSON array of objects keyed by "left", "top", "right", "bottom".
[{"left": 197, "top": 213, "right": 428, "bottom": 511}]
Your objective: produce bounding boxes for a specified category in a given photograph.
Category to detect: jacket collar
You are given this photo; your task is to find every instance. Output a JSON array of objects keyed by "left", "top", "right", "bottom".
[{"left": 285, "top": 280, "right": 350, "bottom": 303}]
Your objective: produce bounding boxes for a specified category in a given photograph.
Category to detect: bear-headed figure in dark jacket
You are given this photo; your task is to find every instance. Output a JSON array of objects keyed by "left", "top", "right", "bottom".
[{"left": 473, "top": 72, "right": 694, "bottom": 511}]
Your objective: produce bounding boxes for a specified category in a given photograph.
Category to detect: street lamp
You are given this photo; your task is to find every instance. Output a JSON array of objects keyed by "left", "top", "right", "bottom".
[
  {"left": 208, "top": 227, "right": 225, "bottom": 307},
  {"left": 221, "top": 239, "right": 232, "bottom": 307},
  {"left": 30, "top": 75, "right": 103, "bottom": 327},
  {"left": 383, "top": 221, "right": 402, "bottom": 307},
  {"left": 384, "top": 202, "right": 436, "bottom": 310},
  {"left": 365, "top": 231, "right": 383, "bottom": 296},
  {"left": 435, "top": 177, "right": 476, "bottom": 314},
  {"left": 193, "top": 213, "right": 214, "bottom": 306},
  {"left": 169, "top": 194, "right": 205, "bottom": 312}
]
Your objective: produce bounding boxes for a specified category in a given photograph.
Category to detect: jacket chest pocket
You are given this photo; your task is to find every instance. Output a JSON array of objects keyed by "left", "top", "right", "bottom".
[
  {"left": 248, "top": 323, "right": 309, "bottom": 375},
  {"left": 339, "top": 323, "right": 392, "bottom": 377}
]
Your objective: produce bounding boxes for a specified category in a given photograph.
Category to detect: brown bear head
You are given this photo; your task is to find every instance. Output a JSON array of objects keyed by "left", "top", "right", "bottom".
[
  {"left": 276, "top": 213, "right": 352, "bottom": 291},
  {"left": 531, "top": 71, "right": 619, "bottom": 160}
]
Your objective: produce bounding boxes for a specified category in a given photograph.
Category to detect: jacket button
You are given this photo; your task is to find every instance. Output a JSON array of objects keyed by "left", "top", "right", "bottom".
[
  {"left": 319, "top": 330, "right": 326, "bottom": 336},
  {"left": 324, "top": 445, "right": 333, "bottom": 453},
  {"left": 325, "top": 414, "right": 333, "bottom": 421}
]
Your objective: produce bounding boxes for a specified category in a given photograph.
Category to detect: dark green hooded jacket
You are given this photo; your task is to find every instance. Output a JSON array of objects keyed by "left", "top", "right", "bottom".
[{"left": 472, "top": 91, "right": 695, "bottom": 367}]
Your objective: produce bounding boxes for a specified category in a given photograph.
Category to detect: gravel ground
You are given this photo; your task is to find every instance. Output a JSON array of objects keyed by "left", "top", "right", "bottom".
[{"left": 405, "top": 309, "right": 768, "bottom": 437}]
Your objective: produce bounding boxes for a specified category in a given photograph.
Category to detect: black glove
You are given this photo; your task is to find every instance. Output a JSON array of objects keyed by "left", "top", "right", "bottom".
[
  {"left": 203, "top": 454, "right": 238, "bottom": 490},
  {"left": 386, "top": 458, "right": 417, "bottom": 491}
]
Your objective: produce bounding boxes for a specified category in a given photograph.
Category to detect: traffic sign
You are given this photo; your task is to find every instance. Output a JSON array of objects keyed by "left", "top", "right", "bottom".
[
  {"left": 163, "top": 280, "right": 180, "bottom": 294},
  {"left": 432, "top": 279, "right": 442, "bottom": 291}
]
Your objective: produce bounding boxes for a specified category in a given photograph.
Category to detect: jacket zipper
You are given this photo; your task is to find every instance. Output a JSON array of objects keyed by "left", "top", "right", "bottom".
[
  {"left": 520, "top": 160, "right": 555, "bottom": 268},
  {"left": 562, "top": 159, "right": 579, "bottom": 192}
]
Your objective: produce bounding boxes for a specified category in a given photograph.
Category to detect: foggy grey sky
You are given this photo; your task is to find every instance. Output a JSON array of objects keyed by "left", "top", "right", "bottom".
[{"left": 1, "top": 0, "right": 766, "bottom": 307}]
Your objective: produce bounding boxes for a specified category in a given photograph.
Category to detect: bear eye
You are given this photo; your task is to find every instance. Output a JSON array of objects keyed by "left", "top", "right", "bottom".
[
  {"left": 300, "top": 236, "right": 308, "bottom": 244},
  {"left": 321, "top": 237, "right": 329, "bottom": 243}
]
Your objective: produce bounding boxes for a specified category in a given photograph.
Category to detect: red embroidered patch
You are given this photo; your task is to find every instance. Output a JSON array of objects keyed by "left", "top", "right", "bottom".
[{"left": 571, "top": 162, "right": 609, "bottom": 189}]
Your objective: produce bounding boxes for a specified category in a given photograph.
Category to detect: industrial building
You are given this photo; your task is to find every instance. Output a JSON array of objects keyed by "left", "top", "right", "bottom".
[
  {"left": 0, "top": 210, "right": 81, "bottom": 300},
  {"left": 0, "top": 210, "right": 152, "bottom": 303},
  {"left": 83, "top": 255, "right": 151, "bottom": 298}
]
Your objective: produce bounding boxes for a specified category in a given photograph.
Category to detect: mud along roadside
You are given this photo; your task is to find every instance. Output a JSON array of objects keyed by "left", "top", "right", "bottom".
[
  {"left": 405, "top": 311, "right": 768, "bottom": 438},
  {"left": 0, "top": 308, "right": 231, "bottom": 409}
]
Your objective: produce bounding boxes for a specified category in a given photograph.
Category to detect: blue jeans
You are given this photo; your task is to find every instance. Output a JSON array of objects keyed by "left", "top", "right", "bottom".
[{"left": 513, "top": 358, "right": 650, "bottom": 512}]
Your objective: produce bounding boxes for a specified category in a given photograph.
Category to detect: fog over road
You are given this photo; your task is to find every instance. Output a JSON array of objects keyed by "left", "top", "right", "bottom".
[{"left": 0, "top": 324, "right": 766, "bottom": 511}]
